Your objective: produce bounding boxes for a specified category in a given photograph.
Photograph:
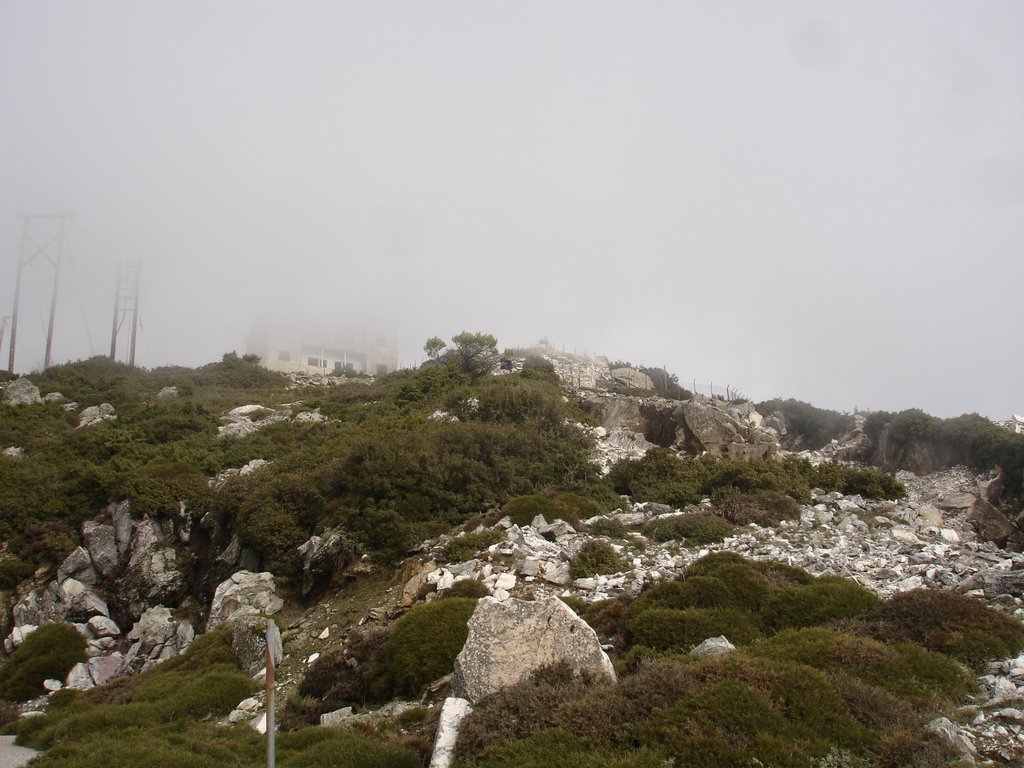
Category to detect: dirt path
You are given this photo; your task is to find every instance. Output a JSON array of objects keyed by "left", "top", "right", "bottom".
[{"left": 0, "top": 736, "right": 37, "bottom": 767}]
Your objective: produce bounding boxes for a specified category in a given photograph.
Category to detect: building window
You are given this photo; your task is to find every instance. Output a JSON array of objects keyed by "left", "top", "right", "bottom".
[
  {"left": 334, "top": 361, "right": 354, "bottom": 374},
  {"left": 307, "top": 356, "right": 325, "bottom": 367},
  {"left": 376, "top": 364, "right": 389, "bottom": 376},
  {"left": 277, "top": 349, "right": 291, "bottom": 362}
]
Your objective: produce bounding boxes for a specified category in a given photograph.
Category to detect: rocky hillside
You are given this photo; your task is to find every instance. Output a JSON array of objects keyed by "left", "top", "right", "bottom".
[{"left": 1, "top": 347, "right": 1023, "bottom": 767}]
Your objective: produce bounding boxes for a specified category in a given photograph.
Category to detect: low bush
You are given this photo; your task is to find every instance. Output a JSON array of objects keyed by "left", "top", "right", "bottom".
[
  {"left": 501, "top": 495, "right": 559, "bottom": 526},
  {"left": 760, "top": 577, "right": 880, "bottom": 632},
  {"left": 749, "top": 627, "right": 977, "bottom": 701},
  {"left": 294, "top": 628, "right": 392, "bottom": 717},
  {"left": 587, "top": 517, "right": 629, "bottom": 539},
  {"left": 756, "top": 399, "right": 855, "bottom": 450},
  {"left": 853, "top": 588, "right": 1024, "bottom": 669},
  {"left": 443, "top": 579, "right": 491, "bottom": 599},
  {"left": 622, "top": 607, "right": 762, "bottom": 651},
  {"left": 717, "top": 490, "right": 801, "bottom": 526},
  {"left": 442, "top": 529, "right": 504, "bottom": 563},
  {"left": 376, "top": 598, "right": 477, "bottom": 698},
  {"left": 0, "top": 623, "right": 87, "bottom": 702},
  {"left": 12, "top": 625, "right": 255, "bottom": 750},
  {"left": 570, "top": 541, "right": 627, "bottom": 580},
  {"left": 642, "top": 513, "right": 734, "bottom": 545}
]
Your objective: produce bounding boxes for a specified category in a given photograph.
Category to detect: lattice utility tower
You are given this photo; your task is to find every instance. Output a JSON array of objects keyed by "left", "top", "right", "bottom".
[
  {"left": 110, "top": 260, "right": 140, "bottom": 366},
  {"left": 7, "top": 213, "right": 71, "bottom": 373}
]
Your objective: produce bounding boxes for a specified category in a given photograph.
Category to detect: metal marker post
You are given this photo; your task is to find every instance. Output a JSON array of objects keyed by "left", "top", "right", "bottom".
[{"left": 266, "top": 618, "right": 279, "bottom": 768}]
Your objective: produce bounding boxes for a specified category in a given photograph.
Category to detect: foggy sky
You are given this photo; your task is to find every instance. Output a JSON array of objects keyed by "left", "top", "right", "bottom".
[{"left": 1, "top": 1, "right": 1022, "bottom": 419}]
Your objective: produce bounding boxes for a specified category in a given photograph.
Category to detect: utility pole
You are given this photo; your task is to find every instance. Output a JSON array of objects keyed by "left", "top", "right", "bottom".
[
  {"left": 7, "top": 213, "right": 71, "bottom": 373},
  {"left": 109, "top": 260, "right": 141, "bottom": 366}
]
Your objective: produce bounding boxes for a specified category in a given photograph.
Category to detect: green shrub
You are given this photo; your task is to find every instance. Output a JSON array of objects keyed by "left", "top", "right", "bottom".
[
  {"left": 502, "top": 495, "right": 558, "bottom": 526},
  {"left": 444, "top": 579, "right": 491, "bottom": 599},
  {"left": 460, "top": 729, "right": 666, "bottom": 768},
  {"left": 519, "top": 357, "right": 560, "bottom": 386},
  {"left": 750, "top": 627, "right": 977, "bottom": 701},
  {"left": 642, "top": 513, "right": 734, "bottom": 545},
  {"left": 717, "top": 490, "right": 801, "bottom": 526},
  {"left": 760, "top": 577, "right": 879, "bottom": 632},
  {"left": 587, "top": 517, "right": 629, "bottom": 538},
  {"left": 756, "top": 399, "right": 855, "bottom": 450},
  {"left": 12, "top": 625, "right": 255, "bottom": 750},
  {"left": 607, "top": 448, "right": 707, "bottom": 507},
  {"left": 854, "top": 588, "right": 1024, "bottom": 669},
  {"left": 622, "top": 607, "right": 761, "bottom": 651},
  {"left": 295, "top": 629, "right": 392, "bottom": 715},
  {"left": 570, "top": 541, "right": 627, "bottom": 579},
  {"left": 0, "top": 623, "right": 87, "bottom": 701},
  {"left": 442, "top": 529, "right": 504, "bottom": 563},
  {"left": 377, "top": 598, "right": 478, "bottom": 698}
]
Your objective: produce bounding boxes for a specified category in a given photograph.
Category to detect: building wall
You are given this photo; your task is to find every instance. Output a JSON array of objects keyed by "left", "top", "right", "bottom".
[{"left": 246, "top": 323, "right": 397, "bottom": 376}]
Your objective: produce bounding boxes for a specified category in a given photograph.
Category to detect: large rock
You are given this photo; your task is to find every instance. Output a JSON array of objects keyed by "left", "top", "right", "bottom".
[
  {"left": 968, "top": 499, "right": 1018, "bottom": 548},
  {"left": 58, "top": 546, "right": 97, "bottom": 586},
  {"left": 82, "top": 521, "right": 119, "bottom": 577},
  {"left": 297, "top": 527, "right": 358, "bottom": 598},
  {"left": 451, "top": 596, "right": 616, "bottom": 704},
  {"left": 3, "top": 378, "right": 42, "bottom": 406},
  {"left": 229, "top": 614, "right": 283, "bottom": 676},
  {"left": 207, "top": 571, "right": 283, "bottom": 631},
  {"left": 679, "top": 400, "right": 744, "bottom": 456},
  {"left": 78, "top": 402, "right": 117, "bottom": 428},
  {"left": 122, "top": 606, "right": 194, "bottom": 673},
  {"left": 429, "top": 697, "right": 473, "bottom": 768},
  {"left": 125, "top": 547, "right": 185, "bottom": 617}
]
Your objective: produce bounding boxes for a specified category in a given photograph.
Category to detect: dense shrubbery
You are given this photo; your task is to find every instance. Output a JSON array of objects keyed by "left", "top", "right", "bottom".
[
  {"left": 1, "top": 352, "right": 614, "bottom": 572},
  {"left": 0, "top": 624, "right": 87, "bottom": 701},
  {"left": 570, "top": 541, "right": 627, "bottom": 579},
  {"left": 641, "top": 513, "right": 735, "bottom": 544},
  {"left": 10, "top": 625, "right": 420, "bottom": 768},
  {"left": 865, "top": 409, "right": 1024, "bottom": 494},
  {"left": 442, "top": 529, "right": 505, "bottom": 562},
  {"left": 756, "top": 398, "right": 855, "bottom": 450},
  {"left": 614, "top": 554, "right": 878, "bottom": 653},
  {"left": 851, "top": 588, "right": 1024, "bottom": 669},
  {"left": 608, "top": 449, "right": 905, "bottom": 509},
  {"left": 455, "top": 556, "right": 996, "bottom": 768}
]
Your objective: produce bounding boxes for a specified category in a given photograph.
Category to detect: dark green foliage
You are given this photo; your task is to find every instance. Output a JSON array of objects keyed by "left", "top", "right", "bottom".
[
  {"left": 294, "top": 628, "right": 392, "bottom": 716},
  {"left": 0, "top": 623, "right": 87, "bottom": 701},
  {"left": 760, "top": 577, "right": 880, "bottom": 631},
  {"left": 377, "top": 598, "right": 477, "bottom": 698},
  {"left": 520, "top": 356, "right": 559, "bottom": 386},
  {"left": 607, "top": 448, "right": 706, "bottom": 507},
  {"left": 443, "top": 529, "right": 505, "bottom": 563},
  {"left": 717, "top": 490, "right": 801, "bottom": 526},
  {"left": 865, "top": 409, "right": 1024, "bottom": 494},
  {"left": 853, "top": 588, "right": 1024, "bottom": 669},
  {"left": 587, "top": 517, "right": 629, "bottom": 538},
  {"left": 618, "top": 554, "right": 880, "bottom": 655},
  {"left": 570, "top": 541, "right": 627, "bottom": 579},
  {"left": 641, "top": 513, "right": 735, "bottom": 544},
  {"left": 609, "top": 450, "right": 904, "bottom": 510},
  {"left": 749, "top": 628, "right": 976, "bottom": 701},
  {"left": 450, "top": 331, "right": 499, "bottom": 377},
  {"left": 622, "top": 607, "right": 762, "bottom": 650},
  {"left": 756, "top": 398, "right": 855, "bottom": 450},
  {"left": 458, "top": 729, "right": 666, "bottom": 768},
  {"left": 11, "top": 625, "right": 255, "bottom": 750},
  {"left": 444, "top": 579, "right": 491, "bottom": 599},
  {"left": 502, "top": 495, "right": 559, "bottom": 526}
]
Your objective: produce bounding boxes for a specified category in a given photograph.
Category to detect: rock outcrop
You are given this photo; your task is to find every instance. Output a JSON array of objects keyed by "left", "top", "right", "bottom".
[
  {"left": 451, "top": 596, "right": 616, "bottom": 704},
  {"left": 2, "top": 378, "right": 42, "bottom": 406},
  {"left": 77, "top": 403, "right": 116, "bottom": 428},
  {"left": 207, "top": 571, "right": 283, "bottom": 631}
]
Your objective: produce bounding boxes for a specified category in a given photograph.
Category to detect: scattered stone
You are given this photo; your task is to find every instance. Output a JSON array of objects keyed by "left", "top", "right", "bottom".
[
  {"left": 690, "top": 636, "right": 736, "bottom": 657},
  {"left": 2, "top": 446, "right": 23, "bottom": 458},
  {"left": 77, "top": 403, "right": 116, "bottom": 428},
  {"left": 156, "top": 386, "right": 179, "bottom": 399}
]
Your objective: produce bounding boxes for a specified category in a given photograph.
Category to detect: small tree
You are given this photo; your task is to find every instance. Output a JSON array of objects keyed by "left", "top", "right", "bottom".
[
  {"left": 423, "top": 336, "right": 446, "bottom": 360},
  {"left": 450, "top": 331, "right": 499, "bottom": 377}
]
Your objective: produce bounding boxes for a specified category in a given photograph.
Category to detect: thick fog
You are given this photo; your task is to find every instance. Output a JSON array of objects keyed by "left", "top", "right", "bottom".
[{"left": 1, "top": 1, "right": 1021, "bottom": 418}]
